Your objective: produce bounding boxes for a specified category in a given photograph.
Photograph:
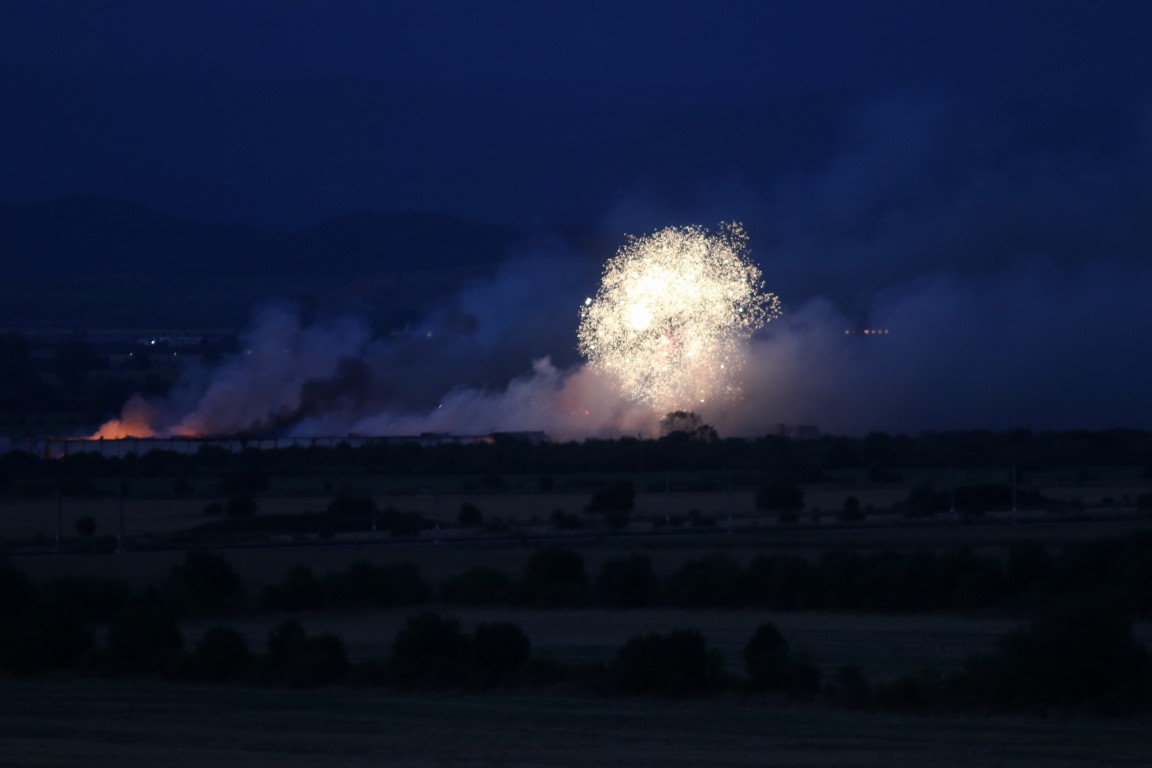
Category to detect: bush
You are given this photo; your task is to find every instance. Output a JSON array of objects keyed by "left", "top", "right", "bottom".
[
  {"left": 326, "top": 495, "right": 375, "bottom": 518},
  {"left": 1005, "top": 540, "right": 1052, "bottom": 595},
  {"left": 899, "top": 486, "right": 947, "bottom": 517},
  {"left": 839, "top": 496, "right": 863, "bottom": 521},
  {"left": 0, "top": 560, "right": 35, "bottom": 617},
  {"left": 875, "top": 674, "right": 936, "bottom": 711},
  {"left": 440, "top": 566, "right": 513, "bottom": 605},
  {"left": 324, "top": 561, "right": 430, "bottom": 608},
  {"left": 263, "top": 619, "right": 348, "bottom": 687},
  {"left": 194, "top": 625, "right": 253, "bottom": 682},
  {"left": 596, "top": 555, "right": 655, "bottom": 608},
  {"left": 743, "top": 555, "right": 821, "bottom": 610},
  {"left": 755, "top": 483, "right": 804, "bottom": 513},
  {"left": 457, "top": 503, "right": 484, "bottom": 527},
  {"left": 259, "top": 564, "right": 324, "bottom": 613},
  {"left": 743, "top": 622, "right": 791, "bottom": 691},
  {"left": 523, "top": 548, "right": 589, "bottom": 607},
  {"left": 388, "top": 612, "right": 471, "bottom": 690},
  {"left": 612, "top": 629, "right": 722, "bottom": 697},
  {"left": 166, "top": 551, "right": 243, "bottom": 616},
  {"left": 586, "top": 483, "right": 634, "bottom": 514},
  {"left": 217, "top": 465, "right": 268, "bottom": 496},
  {"left": 549, "top": 509, "right": 582, "bottom": 530},
  {"left": 783, "top": 652, "right": 823, "bottom": 697},
  {"left": 743, "top": 621, "right": 822, "bottom": 697},
  {"left": 38, "top": 576, "right": 132, "bottom": 623},
  {"left": 664, "top": 554, "right": 747, "bottom": 608},
  {"left": 829, "top": 665, "right": 871, "bottom": 709},
  {"left": 377, "top": 506, "right": 434, "bottom": 536},
  {"left": 102, "top": 595, "right": 184, "bottom": 676},
  {"left": 954, "top": 595, "right": 1151, "bottom": 713},
  {"left": 472, "top": 622, "right": 531, "bottom": 679},
  {"left": 0, "top": 601, "right": 93, "bottom": 675},
  {"left": 604, "top": 506, "right": 631, "bottom": 530},
  {"left": 953, "top": 484, "right": 1011, "bottom": 516},
  {"left": 225, "top": 493, "right": 257, "bottom": 517}
]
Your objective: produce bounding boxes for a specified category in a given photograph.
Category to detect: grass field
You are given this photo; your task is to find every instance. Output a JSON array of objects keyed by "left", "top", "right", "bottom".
[{"left": 1, "top": 680, "right": 1149, "bottom": 767}]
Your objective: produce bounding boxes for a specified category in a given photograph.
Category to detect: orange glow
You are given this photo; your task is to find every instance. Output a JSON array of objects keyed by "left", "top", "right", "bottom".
[
  {"left": 171, "top": 420, "right": 204, "bottom": 438},
  {"left": 90, "top": 418, "right": 155, "bottom": 440}
]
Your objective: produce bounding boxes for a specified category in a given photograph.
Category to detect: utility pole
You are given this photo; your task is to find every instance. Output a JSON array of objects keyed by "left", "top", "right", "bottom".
[
  {"left": 54, "top": 488, "right": 62, "bottom": 552},
  {"left": 115, "top": 484, "right": 126, "bottom": 554},
  {"left": 1011, "top": 464, "right": 1018, "bottom": 522},
  {"left": 727, "top": 472, "right": 734, "bottom": 533}
]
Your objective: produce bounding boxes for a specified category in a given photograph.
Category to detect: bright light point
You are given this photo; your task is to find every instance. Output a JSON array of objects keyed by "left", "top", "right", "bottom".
[
  {"left": 627, "top": 304, "right": 653, "bottom": 330},
  {"left": 577, "top": 222, "right": 780, "bottom": 413}
]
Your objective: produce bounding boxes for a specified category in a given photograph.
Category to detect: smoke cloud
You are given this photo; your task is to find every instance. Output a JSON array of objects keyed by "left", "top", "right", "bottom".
[{"left": 99, "top": 94, "right": 1152, "bottom": 439}]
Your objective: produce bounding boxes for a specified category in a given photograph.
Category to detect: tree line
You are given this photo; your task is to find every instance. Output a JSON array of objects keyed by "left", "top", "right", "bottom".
[
  {"left": 4, "top": 529, "right": 1152, "bottom": 624},
  {"left": 2, "top": 551, "right": 1148, "bottom": 716},
  {"left": 4, "top": 427, "right": 1152, "bottom": 497},
  {"left": 262, "top": 532, "right": 1152, "bottom": 617}
]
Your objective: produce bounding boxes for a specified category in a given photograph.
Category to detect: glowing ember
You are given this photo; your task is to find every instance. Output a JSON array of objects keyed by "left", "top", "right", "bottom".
[{"left": 577, "top": 223, "right": 779, "bottom": 412}]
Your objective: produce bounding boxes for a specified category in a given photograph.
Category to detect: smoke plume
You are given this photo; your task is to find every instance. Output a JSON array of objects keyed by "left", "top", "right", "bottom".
[{"left": 97, "top": 94, "right": 1152, "bottom": 439}]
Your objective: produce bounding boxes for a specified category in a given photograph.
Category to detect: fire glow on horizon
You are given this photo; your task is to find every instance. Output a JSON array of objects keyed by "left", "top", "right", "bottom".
[{"left": 89, "top": 223, "right": 782, "bottom": 442}]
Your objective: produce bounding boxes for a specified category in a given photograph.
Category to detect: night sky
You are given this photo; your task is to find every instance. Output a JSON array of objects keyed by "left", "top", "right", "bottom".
[{"left": 3, "top": 1, "right": 1152, "bottom": 435}]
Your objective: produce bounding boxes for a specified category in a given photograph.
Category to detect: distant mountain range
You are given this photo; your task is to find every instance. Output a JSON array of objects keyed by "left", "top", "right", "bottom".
[{"left": 0, "top": 197, "right": 526, "bottom": 329}]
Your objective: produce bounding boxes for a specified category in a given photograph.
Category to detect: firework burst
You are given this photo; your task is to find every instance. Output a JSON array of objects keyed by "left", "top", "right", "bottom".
[{"left": 577, "top": 223, "right": 780, "bottom": 412}]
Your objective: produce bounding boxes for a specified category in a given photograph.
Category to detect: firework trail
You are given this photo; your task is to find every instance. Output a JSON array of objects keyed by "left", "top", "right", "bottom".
[{"left": 577, "top": 223, "right": 779, "bottom": 413}]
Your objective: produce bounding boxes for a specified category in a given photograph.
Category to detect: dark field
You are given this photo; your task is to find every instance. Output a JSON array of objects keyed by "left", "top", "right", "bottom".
[
  {"left": 3, "top": 442, "right": 1152, "bottom": 766},
  {"left": 1, "top": 680, "right": 1149, "bottom": 767}
]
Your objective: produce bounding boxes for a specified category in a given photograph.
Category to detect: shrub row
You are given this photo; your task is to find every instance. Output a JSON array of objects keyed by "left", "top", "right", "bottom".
[
  {"left": 7, "top": 428, "right": 1152, "bottom": 491},
  {"left": 4, "top": 530, "right": 1151, "bottom": 631},
  {"left": 434, "top": 533, "right": 1152, "bottom": 616},
  {"left": 5, "top": 589, "right": 1148, "bottom": 715}
]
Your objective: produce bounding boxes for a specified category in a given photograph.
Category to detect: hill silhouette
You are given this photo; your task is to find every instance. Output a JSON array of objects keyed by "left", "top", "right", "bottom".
[{"left": 0, "top": 197, "right": 522, "bottom": 328}]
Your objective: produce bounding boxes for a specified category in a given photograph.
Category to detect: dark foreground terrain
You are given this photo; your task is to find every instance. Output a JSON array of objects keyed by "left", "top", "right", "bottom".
[{"left": 2, "top": 680, "right": 1150, "bottom": 768}]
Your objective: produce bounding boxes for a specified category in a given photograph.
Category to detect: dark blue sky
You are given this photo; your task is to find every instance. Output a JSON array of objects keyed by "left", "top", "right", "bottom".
[
  {"left": 3, "top": 1, "right": 1152, "bottom": 433},
  {"left": 4, "top": 1, "right": 1149, "bottom": 100},
  {"left": 3, "top": 1, "right": 1150, "bottom": 228}
]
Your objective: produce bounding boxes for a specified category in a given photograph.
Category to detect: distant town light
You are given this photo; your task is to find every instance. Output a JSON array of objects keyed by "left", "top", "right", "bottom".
[{"left": 843, "top": 328, "right": 892, "bottom": 337}]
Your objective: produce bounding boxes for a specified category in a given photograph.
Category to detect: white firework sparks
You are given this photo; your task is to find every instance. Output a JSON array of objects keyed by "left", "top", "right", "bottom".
[{"left": 577, "top": 223, "right": 780, "bottom": 412}]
